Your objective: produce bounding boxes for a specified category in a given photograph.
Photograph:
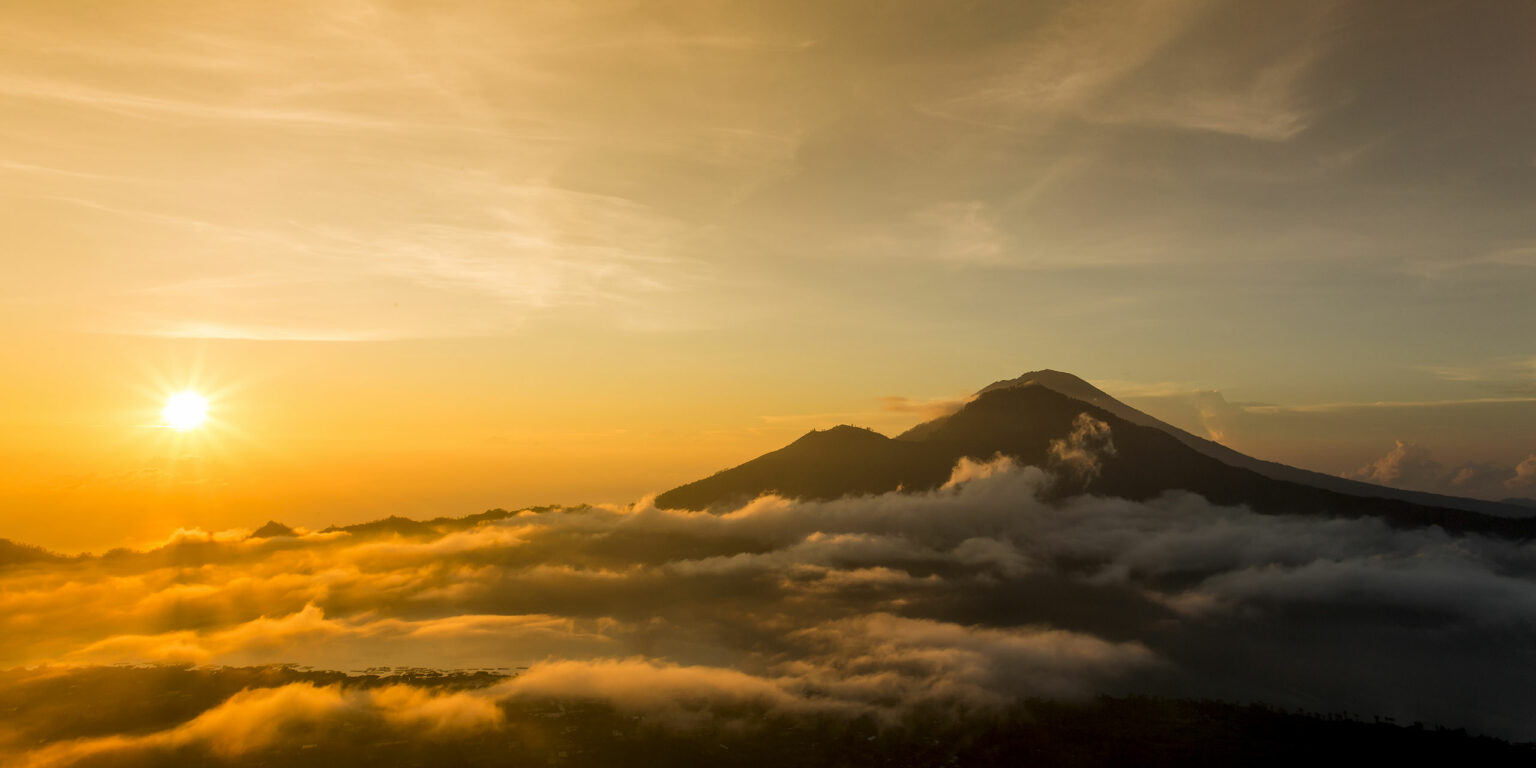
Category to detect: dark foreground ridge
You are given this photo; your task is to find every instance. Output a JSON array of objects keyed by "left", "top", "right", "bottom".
[
  {"left": 3, "top": 666, "right": 1530, "bottom": 768},
  {"left": 656, "top": 371, "right": 1536, "bottom": 540}
]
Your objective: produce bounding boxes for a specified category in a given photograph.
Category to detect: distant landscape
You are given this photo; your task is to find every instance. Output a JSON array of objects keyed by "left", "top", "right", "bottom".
[
  {"left": 7, "top": 1, "right": 1536, "bottom": 764},
  {"left": 6, "top": 372, "right": 1536, "bottom": 765}
]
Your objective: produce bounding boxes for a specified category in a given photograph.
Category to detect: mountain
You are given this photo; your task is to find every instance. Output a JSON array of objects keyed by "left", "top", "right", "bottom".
[
  {"left": 248, "top": 520, "right": 298, "bottom": 539},
  {"left": 965, "top": 371, "right": 1534, "bottom": 519},
  {"left": 656, "top": 372, "right": 1536, "bottom": 540},
  {"left": 322, "top": 515, "right": 438, "bottom": 538}
]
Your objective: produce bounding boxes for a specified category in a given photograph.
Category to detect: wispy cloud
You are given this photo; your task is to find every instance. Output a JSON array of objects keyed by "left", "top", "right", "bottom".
[
  {"left": 3, "top": 0, "right": 1534, "bottom": 353},
  {"left": 917, "top": 0, "right": 1323, "bottom": 142},
  {"left": 0, "top": 0, "right": 805, "bottom": 340},
  {"left": 1419, "top": 356, "right": 1536, "bottom": 397}
]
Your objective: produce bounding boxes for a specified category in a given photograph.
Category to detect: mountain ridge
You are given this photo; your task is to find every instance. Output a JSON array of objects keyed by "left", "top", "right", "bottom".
[
  {"left": 656, "top": 371, "right": 1536, "bottom": 540},
  {"left": 977, "top": 371, "right": 1534, "bottom": 518}
]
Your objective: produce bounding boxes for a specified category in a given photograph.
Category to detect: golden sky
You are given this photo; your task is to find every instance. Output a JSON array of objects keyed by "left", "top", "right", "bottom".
[{"left": 3, "top": 1, "right": 1535, "bottom": 550}]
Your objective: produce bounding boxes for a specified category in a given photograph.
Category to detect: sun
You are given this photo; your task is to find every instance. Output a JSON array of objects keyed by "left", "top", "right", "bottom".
[{"left": 162, "top": 391, "right": 209, "bottom": 431}]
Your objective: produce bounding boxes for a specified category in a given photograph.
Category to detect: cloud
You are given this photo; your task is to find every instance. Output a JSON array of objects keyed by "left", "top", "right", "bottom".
[
  {"left": 781, "top": 613, "right": 1156, "bottom": 705},
  {"left": 1048, "top": 413, "right": 1116, "bottom": 484},
  {"left": 1508, "top": 455, "right": 1536, "bottom": 491},
  {"left": 60, "top": 605, "right": 625, "bottom": 671},
  {"left": 1347, "top": 440, "right": 1442, "bottom": 487},
  {"left": 908, "top": 201, "right": 1006, "bottom": 263},
  {"left": 16, "top": 683, "right": 350, "bottom": 767},
  {"left": 5, "top": 455, "right": 1536, "bottom": 746},
  {"left": 1116, "top": 386, "right": 1536, "bottom": 498},
  {"left": 1421, "top": 355, "right": 1536, "bottom": 397},
  {"left": 14, "top": 681, "right": 504, "bottom": 768},
  {"left": 0, "top": 1, "right": 778, "bottom": 340},
  {"left": 920, "top": 0, "right": 1211, "bottom": 126},
  {"left": 1336, "top": 442, "right": 1536, "bottom": 500},
  {"left": 1173, "top": 551, "right": 1536, "bottom": 625},
  {"left": 370, "top": 684, "right": 505, "bottom": 735},
  {"left": 490, "top": 658, "right": 819, "bottom": 719},
  {"left": 5, "top": 0, "right": 1533, "bottom": 345}
]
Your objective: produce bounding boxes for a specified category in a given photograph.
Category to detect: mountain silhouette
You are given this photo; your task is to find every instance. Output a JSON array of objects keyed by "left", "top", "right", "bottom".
[
  {"left": 248, "top": 520, "right": 298, "bottom": 539},
  {"left": 656, "top": 371, "right": 1536, "bottom": 540},
  {"left": 322, "top": 515, "right": 438, "bottom": 538},
  {"left": 965, "top": 371, "right": 1534, "bottom": 518}
]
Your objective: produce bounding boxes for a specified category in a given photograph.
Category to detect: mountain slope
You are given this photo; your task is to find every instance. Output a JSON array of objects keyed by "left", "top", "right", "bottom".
[
  {"left": 654, "top": 425, "right": 948, "bottom": 511},
  {"left": 969, "top": 371, "right": 1533, "bottom": 518},
  {"left": 656, "top": 376, "right": 1536, "bottom": 540}
]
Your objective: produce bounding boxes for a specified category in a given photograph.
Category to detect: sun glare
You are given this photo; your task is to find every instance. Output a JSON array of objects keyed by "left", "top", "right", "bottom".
[{"left": 162, "top": 391, "right": 209, "bottom": 431}]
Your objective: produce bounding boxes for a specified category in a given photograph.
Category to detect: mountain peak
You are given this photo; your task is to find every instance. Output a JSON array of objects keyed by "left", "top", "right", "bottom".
[
  {"left": 790, "top": 425, "right": 889, "bottom": 446},
  {"left": 896, "top": 370, "right": 1121, "bottom": 443},
  {"left": 657, "top": 368, "right": 1536, "bottom": 537},
  {"left": 980, "top": 370, "right": 1107, "bottom": 398},
  {"left": 248, "top": 520, "right": 298, "bottom": 539}
]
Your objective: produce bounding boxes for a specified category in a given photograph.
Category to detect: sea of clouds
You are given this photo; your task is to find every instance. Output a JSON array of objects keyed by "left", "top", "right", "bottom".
[{"left": 5, "top": 451, "right": 1536, "bottom": 764}]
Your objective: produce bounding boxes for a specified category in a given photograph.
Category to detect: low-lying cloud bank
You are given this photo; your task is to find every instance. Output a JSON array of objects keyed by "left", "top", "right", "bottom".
[
  {"left": 13, "top": 679, "right": 501, "bottom": 768},
  {"left": 10, "top": 666, "right": 1528, "bottom": 768},
  {"left": 4, "top": 457, "right": 1536, "bottom": 764},
  {"left": 1349, "top": 440, "right": 1536, "bottom": 501}
]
